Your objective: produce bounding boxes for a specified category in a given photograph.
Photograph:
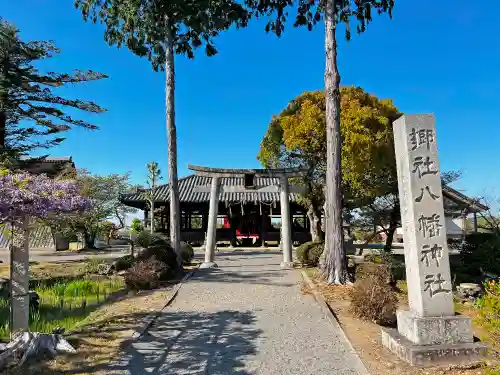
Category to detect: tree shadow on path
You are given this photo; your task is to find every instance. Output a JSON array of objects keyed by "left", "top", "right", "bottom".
[{"left": 77, "top": 310, "right": 262, "bottom": 375}]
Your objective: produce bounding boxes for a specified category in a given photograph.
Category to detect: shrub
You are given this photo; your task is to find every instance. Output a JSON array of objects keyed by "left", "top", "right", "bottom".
[
  {"left": 82, "top": 258, "right": 108, "bottom": 275},
  {"left": 479, "top": 278, "right": 500, "bottom": 374},
  {"left": 134, "top": 231, "right": 169, "bottom": 248},
  {"left": 460, "top": 233, "right": 500, "bottom": 278},
  {"left": 355, "top": 262, "right": 392, "bottom": 284},
  {"left": 349, "top": 273, "right": 398, "bottom": 325},
  {"left": 180, "top": 242, "right": 194, "bottom": 265},
  {"left": 296, "top": 241, "right": 324, "bottom": 266},
  {"left": 112, "top": 255, "right": 135, "bottom": 272},
  {"left": 137, "top": 244, "right": 179, "bottom": 269},
  {"left": 124, "top": 259, "right": 170, "bottom": 291}
]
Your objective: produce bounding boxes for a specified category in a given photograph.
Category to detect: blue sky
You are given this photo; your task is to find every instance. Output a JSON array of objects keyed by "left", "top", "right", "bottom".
[{"left": 3, "top": 0, "right": 499, "bottom": 205}]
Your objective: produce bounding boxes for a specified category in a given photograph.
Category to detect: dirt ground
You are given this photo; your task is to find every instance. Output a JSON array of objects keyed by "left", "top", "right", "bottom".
[{"left": 304, "top": 269, "right": 496, "bottom": 375}]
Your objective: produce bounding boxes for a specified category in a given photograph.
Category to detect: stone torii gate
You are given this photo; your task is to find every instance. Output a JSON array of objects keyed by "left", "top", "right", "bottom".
[{"left": 187, "top": 165, "right": 308, "bottom": 269}]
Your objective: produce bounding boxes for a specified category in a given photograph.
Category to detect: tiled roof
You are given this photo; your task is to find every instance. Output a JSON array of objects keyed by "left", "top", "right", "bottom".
[
  {"left": 442, "top": 185, "right": 488, "bottom": 212},
  {"left": 121, "top": 174, "right": 301, "bottom": 203},
  {"left": 121, "top": 174, "right": 489, "bottom": 213}
]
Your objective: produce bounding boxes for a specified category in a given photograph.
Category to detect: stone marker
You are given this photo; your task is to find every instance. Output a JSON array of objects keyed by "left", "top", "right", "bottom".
[{"left": 381, "top": 114, "right": 487, "bottom": 367}]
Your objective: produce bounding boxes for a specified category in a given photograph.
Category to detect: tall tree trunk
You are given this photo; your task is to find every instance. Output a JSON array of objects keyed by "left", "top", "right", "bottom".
[
  {"left": 165, "top": 19, "right": 181, "bottom": 257},
  {"left": 83, "top": 230, "right": 96, "bottom": 249},
  {"left": 383, "top": 201, "right": 400, "bottom": 253},
  {"left": 323, "top": 0, "right": 347, "bottom": 284},
  {"left": 150, "top": 200, "right": 155, "bottom": 234},
  {"left": 307, "top": 206, "right": 323, "bottom": 242},
  {"left": 319, "top": 200, "right": 328, "bottom": 270}
]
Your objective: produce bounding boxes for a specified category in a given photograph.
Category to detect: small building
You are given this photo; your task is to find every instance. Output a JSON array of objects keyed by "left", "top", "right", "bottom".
[
  {"left": 120, "top": 173, "right": 313, "bottom": 246},
  {"left": 380, "top": 185, "right": 488, "bottom": 243}
]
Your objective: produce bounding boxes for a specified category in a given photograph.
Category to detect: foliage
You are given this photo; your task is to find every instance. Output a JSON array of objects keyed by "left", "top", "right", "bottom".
[
  {"left": 350, "top": 263, "right": 397, "bottom": 325},
  {"left": 81, "top": 258, "right": 108, "bottom": 274},
  {"left": 0, "top": 169, "right": 89, "bottom": 225},
  {"left": 130, "top": 218, "right": 143, "bottom": 233},
  {"left": 246, "top": 0, "right": 394, "bottom": 40},
  {"left": 179, "top": 242, "right": 194, "bottom": 265},
  {"left": 134, "top": 230, "right": 156, "bottom": 247},
  {"left": 75, "top": 0, "right": 250, "bottom": 70},
  {"left": 100, "top": 221, "right": 118, "bottom": 243},
  {"left": 296, "top": 241, "right": 324, "bottom": 266},
  {"left": 112, "top": 255, "right": 135, "bottom": 272},
  {"left": 355, "top": 261, "right": 392, "bottom": 282},
  {"left": 136, "top": 243, "right": 179, "bottom": 271},
  {"left": 61, "top": 169, "right": 137, "bottom": 248},
  {"left": 478, "top": 279, "right": 500, "bottom": 374},
  {"left": 459, "top": 233, "right": 500, "bottom": 278},
  {"left": 0, "top": 18, "right": 107, "bottom": 156},
  {"left": 124, "top": 259, "right": 170, "bottom": 291},
  {"left": 258, "top": 87, "right": 400, "bottom": 209},
  {"left": 349, "top": 272, "right": 397, "bottom": 325},
  {"left": 0, "top": 276, "right": 123, "bottom": 338},
  {"left": 146, "top": 161, "right": 162, "bottom": 232}
]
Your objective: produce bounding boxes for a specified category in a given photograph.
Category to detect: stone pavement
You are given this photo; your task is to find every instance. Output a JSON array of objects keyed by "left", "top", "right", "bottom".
[{"left": 106, "top": 251, "right": 369, "bottom": 375}]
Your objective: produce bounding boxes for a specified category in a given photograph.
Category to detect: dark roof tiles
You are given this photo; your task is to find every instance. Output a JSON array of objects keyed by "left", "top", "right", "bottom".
[{"left": 122, "top": 174, "right": 301, "bottom": 203}]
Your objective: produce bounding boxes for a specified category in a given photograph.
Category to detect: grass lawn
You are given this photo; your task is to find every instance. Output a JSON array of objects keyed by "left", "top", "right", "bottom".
[{"left": 0, "top": 276, "right": 124, "bottom": 339}]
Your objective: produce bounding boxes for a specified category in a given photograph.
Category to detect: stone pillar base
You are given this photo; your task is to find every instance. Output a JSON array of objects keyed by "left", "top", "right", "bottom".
[
  {"left": 382, "top": 309, "right": 487, "bottom": 367},
  {"left": 397, "top": 310, "right": 473, "bottom": 345},
  {"left": 381, "top": 327, "right": 487, "bottom": 368},
  {"left": 199, "top": 262, "right": 218, "bottom": 269},
  {"left": 280, "top": 261, "right": 294, "bottom": 269}
]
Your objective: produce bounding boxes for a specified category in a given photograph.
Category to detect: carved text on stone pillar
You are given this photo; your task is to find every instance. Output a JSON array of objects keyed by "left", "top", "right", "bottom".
[
  {"left": 412, "top": 156, "right": 438, "bottom": 178},
  {"left": 420, "top": 244, "right": 443, "bottom": 267},
  {"left": 417, "top": 213, "right": 443, "bottom": 238},
  {"left": 423, "top": 273, "right": 450, "bottom": 298},
  {"left": 409, "top": 127, "right": 435, "bottom": 150}
]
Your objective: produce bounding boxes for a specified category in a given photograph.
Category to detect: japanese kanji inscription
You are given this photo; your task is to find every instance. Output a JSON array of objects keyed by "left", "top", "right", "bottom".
[{"left": 393, "top": 114, "right": 454, "bottom": 317}]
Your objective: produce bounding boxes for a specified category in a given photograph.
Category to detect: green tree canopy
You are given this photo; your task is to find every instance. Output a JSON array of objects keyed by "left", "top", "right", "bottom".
[
  {"left": 258, "top": 86, "right": 401, "bottom": 215},
  {"left": 0, "top": 18, "right": 107, "bottom": 157},
  {"left": 75, "top": 0, "right": 250, "bottom": 69},
  {"left": 61, "top": 170, "right": 137, "bottom": 248}
]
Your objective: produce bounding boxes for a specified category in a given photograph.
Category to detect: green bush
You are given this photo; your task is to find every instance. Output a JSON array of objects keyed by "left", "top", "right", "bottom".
[
  {"left": 478, "top": 278, "right": 500, "bottom": 374},
  {"left": 296, "top": 241, "right": 324, "bottom": 266},
  {"left": 459, "top": 233, "right": 500, "bottom": 278},
  {"left": 180, "top": 242, "right": 194, "bottom": 265},
  {"left": 136, "top": 242, "right": 180, "bottom": 274},
  {"left": 112, "top": 255, "right": 135, "bottom": 272},
  {"left": 134, "top": 231, "right": 169, "bottom": 248},
  {"left": 124, "top": 259, "right": 170, "bottom": 291}
]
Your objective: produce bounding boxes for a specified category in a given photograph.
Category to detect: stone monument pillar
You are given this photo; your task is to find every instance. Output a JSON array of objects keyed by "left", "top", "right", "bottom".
[
  {"left": 381, "top": 114, "right": 486, "bottom": 367},
  {"left": 280, "top": 175, "right": 294, "bottom": 269},
  {"left": 10, "top": 219, "right": 30, "bottom": 337},
  {"left": 201, "top": 176, "right": 220, "bottom": 268}
]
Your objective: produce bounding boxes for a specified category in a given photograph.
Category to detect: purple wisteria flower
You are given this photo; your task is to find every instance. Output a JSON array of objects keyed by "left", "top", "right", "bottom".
[{"left": 0, "top": 169, "right": 90, "bottom": 224}]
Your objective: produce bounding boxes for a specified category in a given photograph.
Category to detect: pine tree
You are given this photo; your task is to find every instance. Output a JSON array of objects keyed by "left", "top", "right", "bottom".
[{"left": 0, "top": 18, "right": 107, "bottom": 158}]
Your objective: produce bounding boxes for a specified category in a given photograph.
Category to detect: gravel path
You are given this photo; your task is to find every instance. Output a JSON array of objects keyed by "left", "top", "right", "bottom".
[{"left": 108, "top": 251, "right": 369, "bottom": 375}]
